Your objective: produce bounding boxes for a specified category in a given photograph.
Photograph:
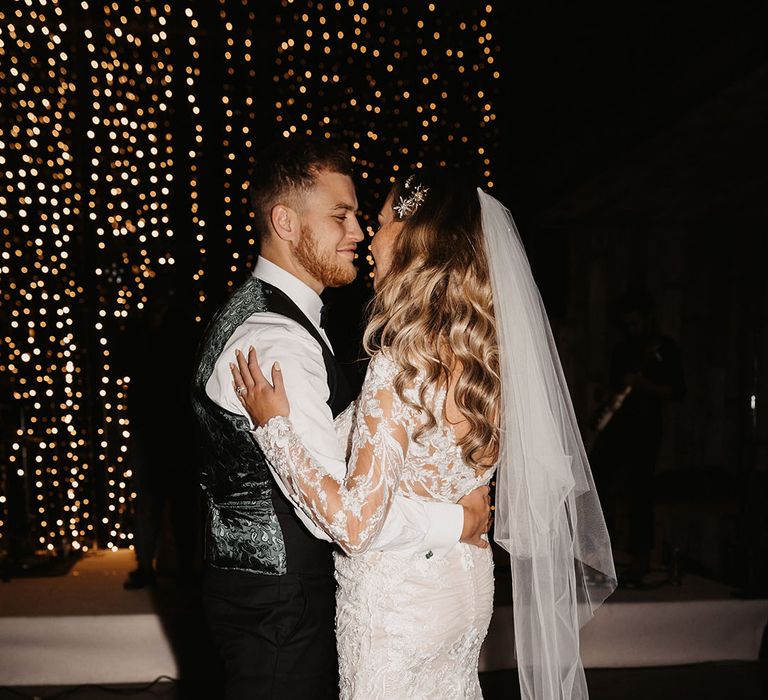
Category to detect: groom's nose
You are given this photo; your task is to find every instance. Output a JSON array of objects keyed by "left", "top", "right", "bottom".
[{"left": 349, "top": 216, "right": 365, "bottom": 242}]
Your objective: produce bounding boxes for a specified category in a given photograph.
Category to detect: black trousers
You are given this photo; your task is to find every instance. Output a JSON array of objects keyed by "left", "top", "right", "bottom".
[{"left": 202, "top": 566, "right": 338, "bottom": 700}]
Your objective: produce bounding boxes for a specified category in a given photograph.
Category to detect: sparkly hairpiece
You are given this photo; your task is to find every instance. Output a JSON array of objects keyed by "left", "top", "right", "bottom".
[{"left": 392, "top": 174, "right": 429, "bottom": 219}]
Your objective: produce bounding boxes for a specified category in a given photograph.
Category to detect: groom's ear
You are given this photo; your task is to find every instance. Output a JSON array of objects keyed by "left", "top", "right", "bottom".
[{"left": 270, "top": 203, "right": 299, "bottom": 242}]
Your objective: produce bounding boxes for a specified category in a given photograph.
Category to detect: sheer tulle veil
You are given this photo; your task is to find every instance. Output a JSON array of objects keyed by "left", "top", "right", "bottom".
[{"left": 478, "top": 188, "right": 616, "bottom": 700}]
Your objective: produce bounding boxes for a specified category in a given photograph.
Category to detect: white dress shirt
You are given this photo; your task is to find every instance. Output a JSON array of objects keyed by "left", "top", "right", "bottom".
[{"left": 206, "top": 256, "right": 463, "bottom": 558}]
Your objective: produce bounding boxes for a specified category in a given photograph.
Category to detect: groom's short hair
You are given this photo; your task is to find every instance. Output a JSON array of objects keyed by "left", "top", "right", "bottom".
[{"left": 249, "top": 137, "right": 353, "bottom": 244}]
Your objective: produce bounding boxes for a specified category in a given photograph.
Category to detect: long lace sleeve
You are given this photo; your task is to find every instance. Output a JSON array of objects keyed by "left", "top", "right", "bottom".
[
  {"left": 333, "top": 401, "right": 357, "bottom": 462},
  {"left": 254, "top": 355, "right": 412, "bottom": 554}
]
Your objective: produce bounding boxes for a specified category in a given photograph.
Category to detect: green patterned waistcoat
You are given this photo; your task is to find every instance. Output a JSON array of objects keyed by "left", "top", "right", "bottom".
[
  {"left": 191, "top": 278, "right": 288, "bottom": 574},
  {"left": 192, "top": 276, "right": 350, "bottom": 575}
]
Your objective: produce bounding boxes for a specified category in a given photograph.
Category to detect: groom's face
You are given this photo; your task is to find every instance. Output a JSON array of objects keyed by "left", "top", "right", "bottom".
[{"left": 292, "top": 170, "right": 364, "bottom": 289}]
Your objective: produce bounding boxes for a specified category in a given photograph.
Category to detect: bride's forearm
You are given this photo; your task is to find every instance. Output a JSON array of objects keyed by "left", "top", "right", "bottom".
[{"left": 254, "top": 415, "right": 392, "bottom": 555}]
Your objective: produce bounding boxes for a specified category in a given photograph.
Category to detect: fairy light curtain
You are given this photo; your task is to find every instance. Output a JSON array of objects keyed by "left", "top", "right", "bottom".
[{"left": 0, "top": 0, "right": 500, "bottom": 553}]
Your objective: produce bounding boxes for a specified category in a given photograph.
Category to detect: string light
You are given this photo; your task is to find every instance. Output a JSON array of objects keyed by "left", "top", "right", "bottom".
[
  {"left": 0, "top": 1, "right": 91, "bottom": 554},
  {"left": 185, "top": 5, "right": 207, "bottom": 321},
  {"left": 219, "top": 1, "right": 260, "bottom": 289},
  {"left": 1, "top": 1, "right": 207, "bottom": 554},
  {"left": 84, "top": 1, "right": 183, "bottom": 552},
  {"left": 0, "top": 0, "right": 500, "bottom": 553}
]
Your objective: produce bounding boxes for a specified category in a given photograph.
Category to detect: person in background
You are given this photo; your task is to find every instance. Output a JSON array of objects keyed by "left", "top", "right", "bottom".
[
  {"left": 591, "top": 290, "right": 686, "bottom": 587},
  {"left": 123, "top": 283, "right": 201, "bottom": 589}
]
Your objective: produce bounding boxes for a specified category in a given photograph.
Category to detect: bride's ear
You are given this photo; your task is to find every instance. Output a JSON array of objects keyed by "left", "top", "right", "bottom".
[{"left": 270, "top": 203, "right": 299, "bottom": 243}]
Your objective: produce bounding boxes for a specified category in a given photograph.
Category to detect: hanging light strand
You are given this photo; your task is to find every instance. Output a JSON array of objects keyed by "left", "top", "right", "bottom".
[{"left": 0, "top": 1, "right": 91, "bottom": 553}]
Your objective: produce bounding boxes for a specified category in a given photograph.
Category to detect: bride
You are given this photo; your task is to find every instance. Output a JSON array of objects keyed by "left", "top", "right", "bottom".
[{"left": 231, "top": 170, "right": 616, "bottom": 699}]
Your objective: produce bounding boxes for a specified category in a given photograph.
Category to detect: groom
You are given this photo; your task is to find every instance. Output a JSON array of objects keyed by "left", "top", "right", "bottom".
[{"left": 191, "top": 138, "right": 491, "bottom": 699}]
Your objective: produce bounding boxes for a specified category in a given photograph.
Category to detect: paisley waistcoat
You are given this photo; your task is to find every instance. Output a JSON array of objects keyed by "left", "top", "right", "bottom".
[{"left": 191, "top": 277, "right": 354, "bottom": 575}]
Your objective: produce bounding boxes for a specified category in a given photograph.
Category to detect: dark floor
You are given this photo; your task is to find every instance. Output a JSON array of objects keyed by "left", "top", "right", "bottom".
[{"left": 1, "top": 663, "right": 766, "bottom": 700}]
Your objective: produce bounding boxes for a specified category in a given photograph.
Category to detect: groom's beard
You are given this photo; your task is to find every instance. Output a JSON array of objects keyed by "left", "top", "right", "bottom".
[{"left": 293, "top": 223, "right": 357, "bottom": 288}]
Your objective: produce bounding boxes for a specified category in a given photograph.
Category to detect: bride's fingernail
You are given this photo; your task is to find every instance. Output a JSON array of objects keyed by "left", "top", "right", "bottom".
[{"left": 274, "top": 362, "right": 281, "bottom": 371}]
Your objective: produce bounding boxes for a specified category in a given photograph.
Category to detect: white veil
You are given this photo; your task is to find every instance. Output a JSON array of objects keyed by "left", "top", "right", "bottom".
[{"left": 478, "top": 188, "right": 616, "bottom": 699}]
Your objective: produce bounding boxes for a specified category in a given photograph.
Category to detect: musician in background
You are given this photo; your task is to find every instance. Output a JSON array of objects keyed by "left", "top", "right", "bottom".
[{"left": 590, "top": 290, "right": 686, "bottom": 587}]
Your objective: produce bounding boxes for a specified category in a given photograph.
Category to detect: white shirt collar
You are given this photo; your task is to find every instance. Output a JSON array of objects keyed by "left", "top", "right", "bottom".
[{"left": 252, "top": 256, "right": 325, "bottom": 335}]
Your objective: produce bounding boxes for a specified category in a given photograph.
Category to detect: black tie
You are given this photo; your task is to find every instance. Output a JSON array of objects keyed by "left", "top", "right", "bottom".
[{"left": 319, "top": 304, "right": 328, "bottom": 329}]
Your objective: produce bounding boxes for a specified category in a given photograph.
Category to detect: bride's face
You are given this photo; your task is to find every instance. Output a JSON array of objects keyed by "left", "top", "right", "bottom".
[{"left": 371, "top": 192, "right": 404, "bottom": 290}]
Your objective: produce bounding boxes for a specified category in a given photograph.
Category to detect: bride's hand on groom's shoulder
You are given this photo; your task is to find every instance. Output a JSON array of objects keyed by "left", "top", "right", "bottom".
[
  {"left": 230, "top": 346, "right": 290, "bottom": 427},
  {"left": 458, "top": 485, "right": 492, "bottom": 549}
]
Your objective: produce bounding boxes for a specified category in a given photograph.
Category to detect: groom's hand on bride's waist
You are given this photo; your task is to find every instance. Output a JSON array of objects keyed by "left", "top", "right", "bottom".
[{"left": 458, "top": 486, "right": 492, "bottom": 549}]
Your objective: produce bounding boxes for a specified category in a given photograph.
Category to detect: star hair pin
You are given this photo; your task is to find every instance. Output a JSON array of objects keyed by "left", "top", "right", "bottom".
[{"left": 393, "top": 174, "right": 429, "bottom": 219}]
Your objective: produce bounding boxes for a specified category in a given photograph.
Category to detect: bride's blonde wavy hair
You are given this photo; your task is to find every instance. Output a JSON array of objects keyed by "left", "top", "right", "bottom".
[{"left": 363, "top": 170, "right": 500, "bottom": 472}]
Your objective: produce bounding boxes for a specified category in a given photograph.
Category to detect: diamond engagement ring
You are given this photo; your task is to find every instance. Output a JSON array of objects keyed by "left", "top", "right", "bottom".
[{"left": 236, "top": 386, "right": 246, "bottom": 396}]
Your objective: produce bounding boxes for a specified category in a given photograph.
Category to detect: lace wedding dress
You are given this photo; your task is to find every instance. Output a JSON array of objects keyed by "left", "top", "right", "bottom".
[{"left": 254, "top": 351, "right": 495, "bottom": 699}]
